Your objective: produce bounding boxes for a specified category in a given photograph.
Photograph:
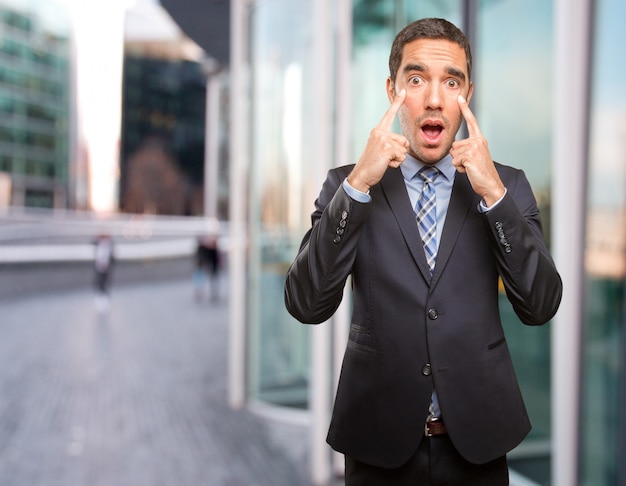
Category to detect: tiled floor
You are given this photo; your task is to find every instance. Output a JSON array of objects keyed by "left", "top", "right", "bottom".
[{"left": 0, "top": 277, "right": 320, "bottom": 485}]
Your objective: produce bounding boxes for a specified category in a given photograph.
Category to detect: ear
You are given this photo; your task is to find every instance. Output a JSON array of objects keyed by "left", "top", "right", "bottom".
[{"left": 386, "top": 77, "right": 395, "bottom": 103}]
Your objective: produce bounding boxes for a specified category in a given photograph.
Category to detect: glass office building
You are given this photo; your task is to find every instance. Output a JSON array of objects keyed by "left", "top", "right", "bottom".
[
  {"left": 0, "top": 0, "right": 70, "bottom": 208},
  {"left": 229, "top": 0, "right": 625, "bottom": 484},
  {"left": 120, "top": 55, "right": 207, "bottom": 216}
]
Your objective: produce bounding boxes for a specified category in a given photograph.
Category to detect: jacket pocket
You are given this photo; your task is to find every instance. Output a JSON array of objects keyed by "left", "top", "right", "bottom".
[{"left": 347, "top": 324, "right": 378, "bottom": 357}]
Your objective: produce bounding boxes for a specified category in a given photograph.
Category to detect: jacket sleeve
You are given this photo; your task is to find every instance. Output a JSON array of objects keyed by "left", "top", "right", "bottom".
[
  {"left": 483, "top": 168, "right": 562, "bottom": 325},
  {"left": 284, "top": 168, "right": 368, "bottom": 324}
]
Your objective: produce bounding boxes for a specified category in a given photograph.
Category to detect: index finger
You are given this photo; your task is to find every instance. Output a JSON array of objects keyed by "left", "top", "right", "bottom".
[
  {"left": 457, "top": 95, "right": 483, "bottom": 138},
  {"left": 378, "top": 89, "right": 406, "bottom": 131}
]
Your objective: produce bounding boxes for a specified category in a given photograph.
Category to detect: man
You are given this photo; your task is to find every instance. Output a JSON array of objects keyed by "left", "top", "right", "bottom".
[{"left": 284, "top": 17, "right": 562, "bottom": 485}]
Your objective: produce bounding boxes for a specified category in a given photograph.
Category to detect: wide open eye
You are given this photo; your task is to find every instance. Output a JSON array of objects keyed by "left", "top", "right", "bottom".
[{"left": 408, "top": 75, "right": 424, "bottom": 86}]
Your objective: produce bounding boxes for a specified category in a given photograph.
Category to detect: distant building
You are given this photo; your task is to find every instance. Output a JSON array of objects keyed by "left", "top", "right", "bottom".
[
  {"left": 120, "top": 2, "right": 228, "bottom": 218},
  {"left": 0, "top": 1, "right": 71, "bottom": 208},
  {"left": 0, "top": 0, "right": 226, "bottom": 216},
  {"left": 120, "top": 55, "right": 207, "bottom": 215}
]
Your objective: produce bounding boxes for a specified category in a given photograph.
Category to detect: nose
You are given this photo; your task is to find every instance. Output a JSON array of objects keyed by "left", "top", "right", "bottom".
[{"left": 424, "top": 83, "right": 443, "bottom": 110}]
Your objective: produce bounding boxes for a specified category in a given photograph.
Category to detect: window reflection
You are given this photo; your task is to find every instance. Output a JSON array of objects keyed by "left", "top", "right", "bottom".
[
  {"left": 477, "top": 3, "right": 554, "bottom": 482},
  {"left": 580, "top": 0, "right": 626, "bottom": 483},
  {"left": 247, "top": 0, "right": 313, "bottom": 407}
]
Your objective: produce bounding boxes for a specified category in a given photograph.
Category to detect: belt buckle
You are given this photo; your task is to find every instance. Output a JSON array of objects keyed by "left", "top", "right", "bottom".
[{"left": 424, "top": 417, "right": 439, "bottom": 437}]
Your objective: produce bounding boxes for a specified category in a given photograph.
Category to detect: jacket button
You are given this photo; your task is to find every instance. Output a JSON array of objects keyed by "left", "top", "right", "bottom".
[
  {"left": 427, "top": 309, "right": 438, "bottom": 320},
  {"left": 422, "top": 364, "right": 432, "bottom": 376}
]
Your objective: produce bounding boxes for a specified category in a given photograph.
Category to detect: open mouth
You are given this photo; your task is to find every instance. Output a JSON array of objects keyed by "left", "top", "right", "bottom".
[{"left": 420, "top": 120, "right": 445, "bottom": 144}]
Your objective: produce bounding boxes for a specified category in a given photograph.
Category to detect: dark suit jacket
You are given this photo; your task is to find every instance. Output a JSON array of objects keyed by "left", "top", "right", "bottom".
[{"left": 284, "top": 163, "right": 562, "bottom": 468}]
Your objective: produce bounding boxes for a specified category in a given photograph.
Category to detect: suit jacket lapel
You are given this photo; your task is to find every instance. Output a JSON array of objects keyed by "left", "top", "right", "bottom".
[
  {"left": 380, "top": 168, "right": 433, "bottom": 281},
  {"left": 380, "top": 169, "right": 479, "bottom": 285},
  {"left": 431, "top": 173, "right": 477, "bottom": 284}
]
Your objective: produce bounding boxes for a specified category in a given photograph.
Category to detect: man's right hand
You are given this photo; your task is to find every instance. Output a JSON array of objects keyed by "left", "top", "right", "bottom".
[{"left": 347, "top": 89, "right": 409, "bottom": 193}]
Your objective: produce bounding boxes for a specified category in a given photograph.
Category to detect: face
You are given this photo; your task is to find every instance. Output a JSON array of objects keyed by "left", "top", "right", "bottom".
[{"left": 387, "top": 38, "right": 473, "bottom": 164}]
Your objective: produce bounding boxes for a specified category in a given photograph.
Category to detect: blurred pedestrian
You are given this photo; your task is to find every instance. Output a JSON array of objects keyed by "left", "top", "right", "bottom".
[
  {"left": 193, "top": 234, "right": 220, "bottom": 301},
  {"left": 93, "top": 233, "right": 114, "bottom": 312}
]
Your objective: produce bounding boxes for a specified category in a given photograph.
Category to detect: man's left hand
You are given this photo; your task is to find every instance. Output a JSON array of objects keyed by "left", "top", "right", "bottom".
[{"left": 450, "top": 96, "right": 506, "bottom": 207}]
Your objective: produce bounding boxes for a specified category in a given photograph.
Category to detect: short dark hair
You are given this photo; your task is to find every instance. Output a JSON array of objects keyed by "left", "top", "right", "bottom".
[{"left": 389, "top": 18, "right": 472, "bottom": 83}]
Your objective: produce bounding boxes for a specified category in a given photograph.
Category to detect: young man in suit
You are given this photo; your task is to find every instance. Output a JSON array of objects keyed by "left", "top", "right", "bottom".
[{"left": 284, "top": 17, "right": 562, "bottom": 484}]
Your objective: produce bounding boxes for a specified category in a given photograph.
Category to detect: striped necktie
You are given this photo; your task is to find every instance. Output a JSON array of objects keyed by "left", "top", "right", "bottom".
[{"left": 416, "top": 166, "right": 440, "bottom": 274}]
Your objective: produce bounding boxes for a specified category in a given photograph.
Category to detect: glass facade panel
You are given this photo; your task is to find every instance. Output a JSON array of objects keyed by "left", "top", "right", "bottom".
[
  {"left": 580, "top": 0, "right": 626, "bottom": 484},
  {"left": 0, "top": 0, "right": 70, "bottom": 208},
  {"left": 247, "top": 0, "right": 315, "bottom": 407},
  {"left": 476, "top": 2, "right": 554, "bottom": 482}
]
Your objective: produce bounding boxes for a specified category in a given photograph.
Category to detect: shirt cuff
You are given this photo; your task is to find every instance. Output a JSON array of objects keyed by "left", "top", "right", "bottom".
[
  {"left": 478, "top": 188, "right": 507, "bottom": 213},
  {"left": 342, "top": 178, "right": 371, "bottom": 203}
]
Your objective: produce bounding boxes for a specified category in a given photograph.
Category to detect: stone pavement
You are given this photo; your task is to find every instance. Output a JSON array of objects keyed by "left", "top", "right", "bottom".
[{"left": 0, "top": 273, "right": 333, "bottom": 486}]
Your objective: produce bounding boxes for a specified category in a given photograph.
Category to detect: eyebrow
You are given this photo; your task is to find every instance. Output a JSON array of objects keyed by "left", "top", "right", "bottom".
[
  {"left": 447, "top": 67, "right": 466, "bottom": 82},
  {"left": 402, "top": 63, "right": 466, "bottom": 83}
]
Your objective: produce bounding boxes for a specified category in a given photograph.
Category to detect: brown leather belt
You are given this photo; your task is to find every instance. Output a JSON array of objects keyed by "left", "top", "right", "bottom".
[{"left": 424, "top": 420, "right": 447, "bottom": 437}]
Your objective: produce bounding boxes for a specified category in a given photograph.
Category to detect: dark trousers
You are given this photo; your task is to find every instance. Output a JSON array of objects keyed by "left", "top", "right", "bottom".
[
  {"left": 345, "top": 434, "right": 509, "bottom": 485},
  {"left": 95, "top": 270, "right": 110, "bottom": 294}
]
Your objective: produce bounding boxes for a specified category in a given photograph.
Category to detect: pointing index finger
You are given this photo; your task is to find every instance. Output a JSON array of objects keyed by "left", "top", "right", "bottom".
[
  {"left": 458, "top": 95, "right": 483, "bottom": 138},
  {"left": 378, "top": 89, "right": 406, "bottom": 131}
]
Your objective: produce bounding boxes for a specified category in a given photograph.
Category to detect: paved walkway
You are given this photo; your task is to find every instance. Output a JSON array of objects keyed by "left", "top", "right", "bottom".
[{"left": 0, "top": 274, "right": 325, "bottom": 486}]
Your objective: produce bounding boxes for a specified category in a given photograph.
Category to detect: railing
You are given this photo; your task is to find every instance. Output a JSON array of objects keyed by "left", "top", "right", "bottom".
[{"left": 0, "top": 206, "right": 229, "bottom": 263}]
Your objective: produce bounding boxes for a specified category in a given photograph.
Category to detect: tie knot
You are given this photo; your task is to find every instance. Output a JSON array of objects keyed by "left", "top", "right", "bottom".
[{"left": 418, "top": 166, "right": 440, "bottom": 185}]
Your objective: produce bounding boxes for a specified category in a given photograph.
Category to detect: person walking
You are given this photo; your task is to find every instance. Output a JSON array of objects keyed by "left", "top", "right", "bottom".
[
  {"left": 193, "top": 234, "right": 220, "bottom": 301},
  {"left": 284, "top": 17, "right": 562, "bottom": 485},
  {"left": 93, "top": 233, "right": 114, "bottom": 312}
]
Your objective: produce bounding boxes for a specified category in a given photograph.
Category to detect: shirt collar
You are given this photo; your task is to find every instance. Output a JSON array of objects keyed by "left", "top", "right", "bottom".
[{"left": 400, "top": 153, "right": 455, "bottom": 182}]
